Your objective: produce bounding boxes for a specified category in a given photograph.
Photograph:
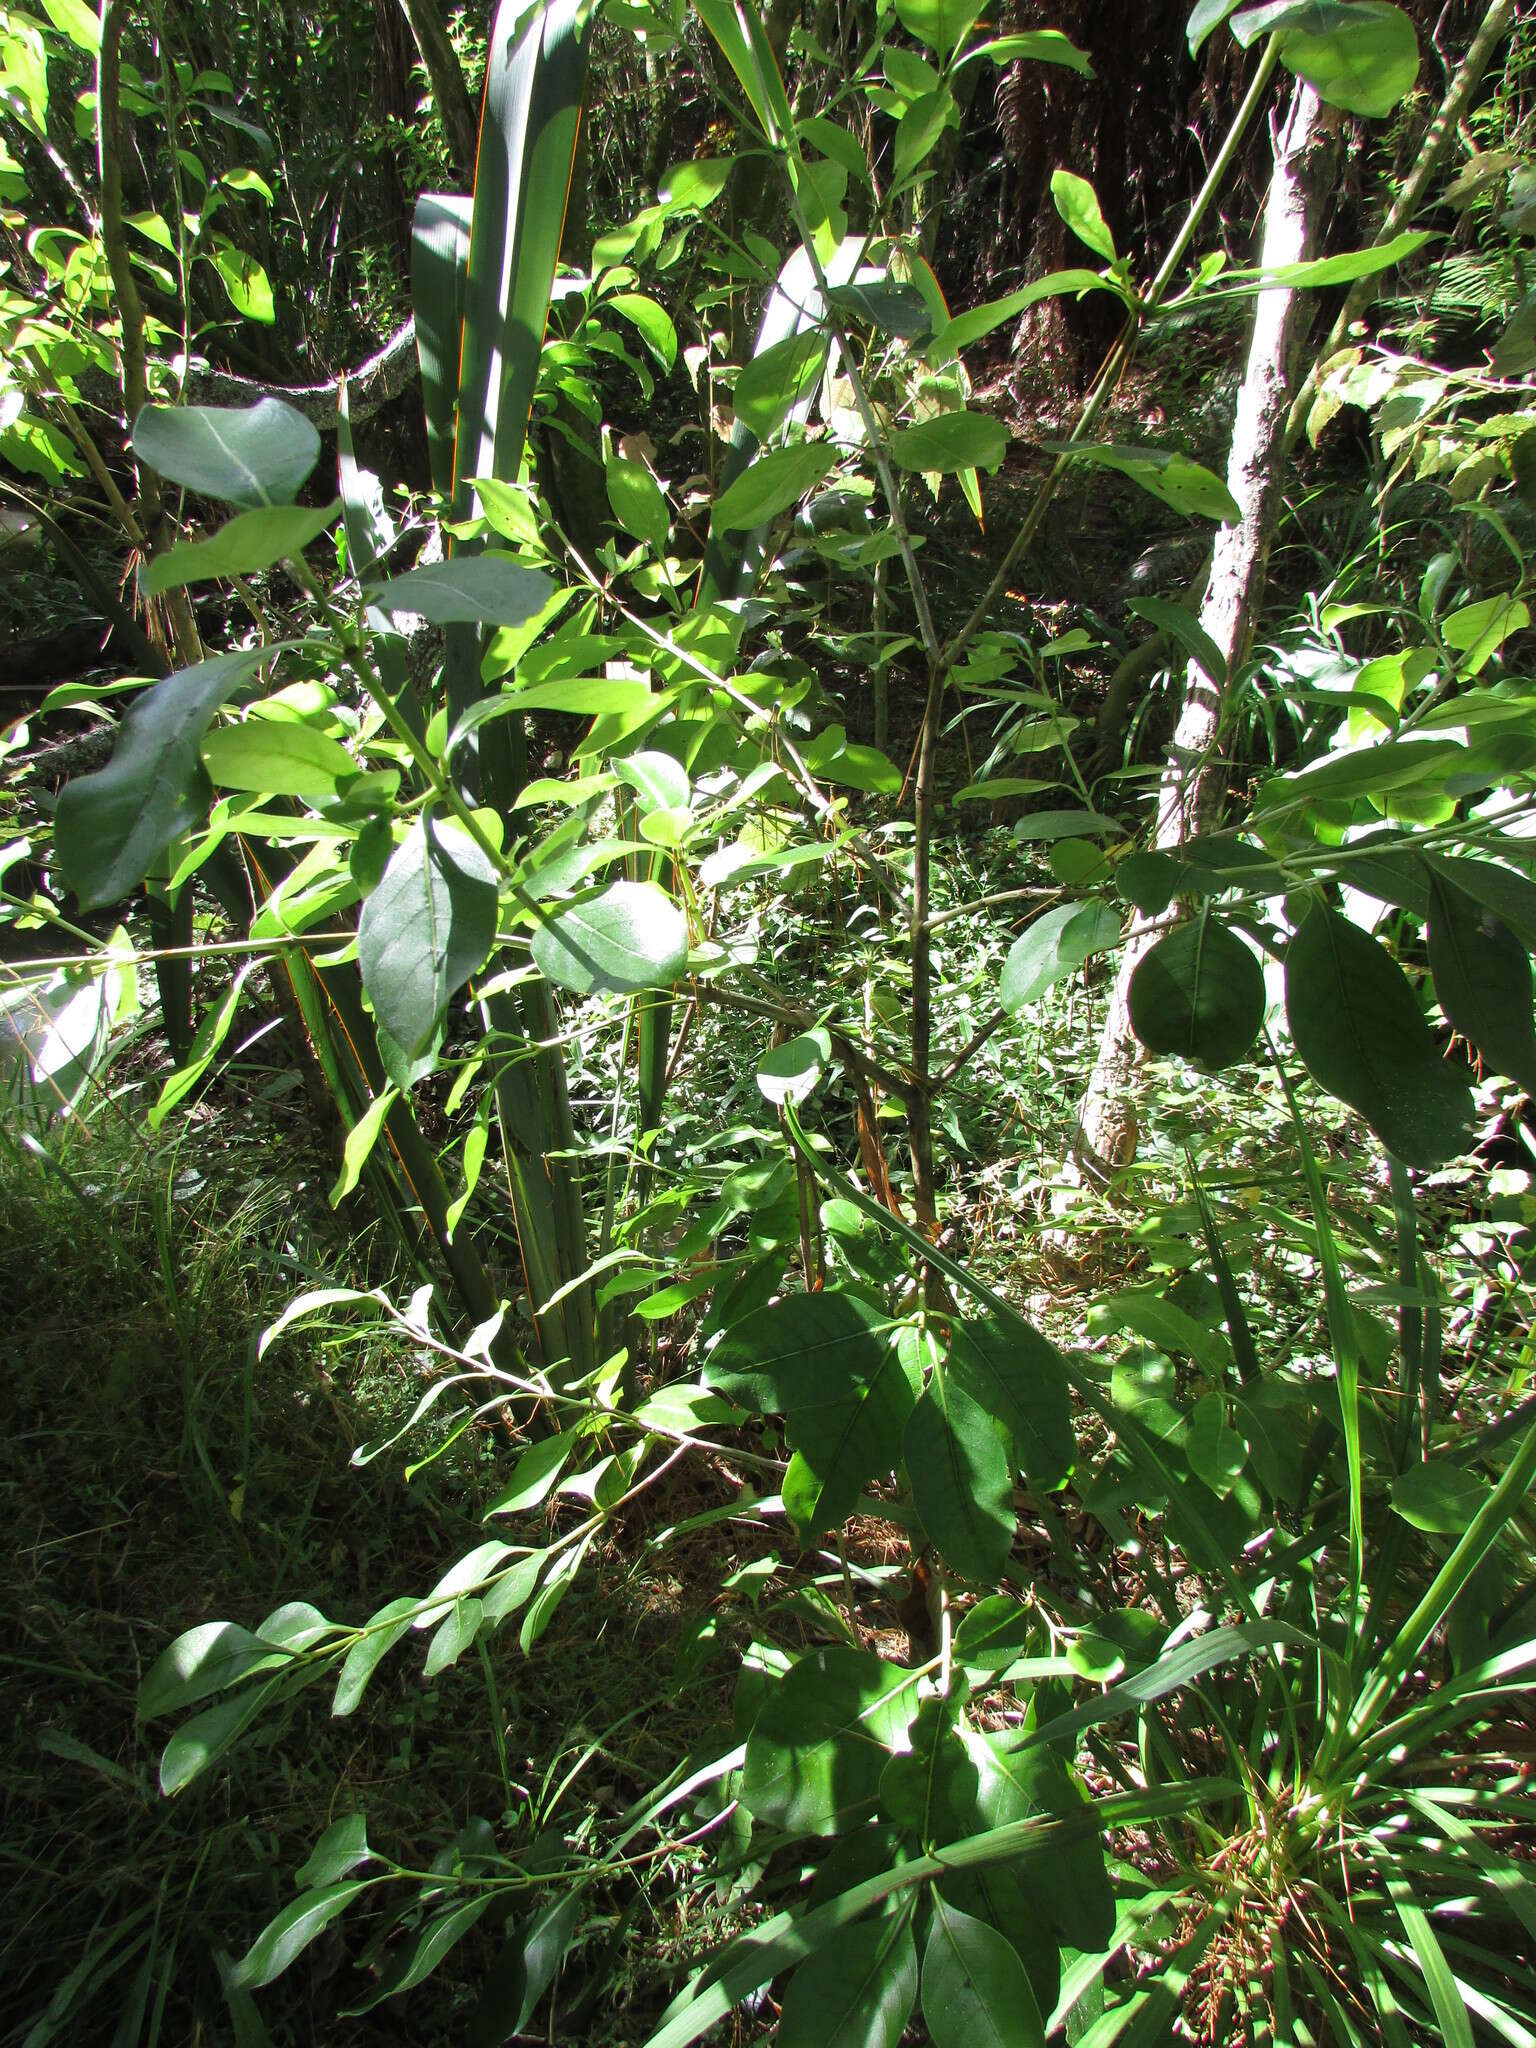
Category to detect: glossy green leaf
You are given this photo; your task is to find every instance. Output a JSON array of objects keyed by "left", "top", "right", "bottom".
[
  {"left": 781, "top": 1335, "right": 916, "bottom": 1538},
  {"left": 1187, "top": 0, "right": 1245, "bottom": 54},
  {"left": 358, "top": 820, "right": 500, "bottom": 1058},
  {"left": 894, "top": 86, "right": 956, "bottom": 184},
  {"left": 1232, "top": 1, "right": 1417, "bottom": 119},
  {"left": 332, "top": 1597, "right": 417, "bottom": 1716},
  {"left": 880, "top": 1697, "right": 979, "bottom": 1843},
  {"left": 1051, "top": 441, "right": 1240, "bottom": 522},
  {"left": 929, "top": 269, "right": 1114, "bottom": 357},
  {"left": 922, "top": 1894, "right": 1044, "bottom": 2048},
  {"left": 229, "top": 1880, "right": 371, "bottom": 1989},
  {"left": 412, "top": 191, "right": 473, "bottom": 498},
  {"left": 139, "top": 1619, "right": 280, "bottom": 1719},
  {"left": 999, "top": 900, "right": 1121, "bottom": 1011},
  {"left": 608, "top": 291, "right": 679, "bottom": 372},
  {"left": 531, "top": 880, "right": 688, "bottom": 996},
  {"left": 1128, "top": 911, "right": 1265, "bottom": 1068},
  {"left": 1427, "top": 869, "right": 1536, "bottom": 1096},
  {"left": 133, "top": 400, "right": 319, "bottom": 508},
  {"left": 967, "top": 1735, "right": 1114, "bottom": 1951},
  {"left": 741, "top": 1646, "right": 913, "bottom": 1835},
  {"left": 1050, "top": 169, "right": 1115, "bottom": 263},
  {"left": 207, "top": 241, "right": 275, "bottom": 322},
  {"left": 1185, "top": 1391, "right": 1248, "bottom": 1496},
  {"left": 968, "top": 30, "right": 1091, "bottom": 72},
  {"left": 201, "top": 717, "right": 356, "bottom": 799},
  {"left": 367, "top": 553, "right": 555, "bottom": 626},
  {"left": 1128, "top": 595, "right": 1227, "bottom": 686},
  {"left": 713, "top": 441, "right": 836, "bottom": 529},
  {"left": 890, "top": 412, "right": 1007, "bottom": 474},
  {"left": 905, "top": 1373, "right": 1015, "bottom": 1582},
  {"left": 142, "top": 499, "right": 341, "bottom": 593},
  {"left": 1285, "top": 903, "right": 1473, "bottom": 1169},
  {"left": 55, "top": 647, "right": 269, "bottom": 908},
  {"left": 776, "top": 1912, "right": 918, "bottom": 2048},
  {"left": 606, "top": 455, "right": 669, "bottom": 552}
]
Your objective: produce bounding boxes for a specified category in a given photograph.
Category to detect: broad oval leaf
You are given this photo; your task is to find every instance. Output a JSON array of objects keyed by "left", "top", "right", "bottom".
[
  {"left": 757, "top": 1027, "right": 832, "bottom": 1107},
  {"left": 891, "top": 411, "right": 1008, "bottom": 474},
  {"left": 201, "top": 717, "right": 356, "bottom": 799},
  {"left": 733, "top": 330, "right": 829, "bottom": 441},
  {"left": 1128, "top": 912, "right": 1265, "bottom": 1068},
  {"left": 894, "top": 0, "right": 984, "bottom": 53},
  {"left": 296, "top": 1813, "right": 373, "bottom": 1889},
  {"left": 1232, "top": 0, "right": 1417, "bottom": 120},
  {"left": 712, "top": 441, "right": 835, "bottom": 530},
  {"left": 1000, "top": 899, "right": 1122, "bottom": 1012},
  {"left": 1285, "top": 903, "right": 1472, "bottom": 1169},
  {"left": 1050, "top": 168, "right": 1115, "bottom": 262},
  {"left": 606, "top": 455, "right": 669, "bottom": 552},
  {"left": 1391, "top": 1458, "right": 1485, "bottom": 1534},
  {"left": 741, "top": 1646, "right": 913, "bottom": 1836},
  {"left": 905, "top": 1373, "right": 1015, "bottom": 1583},
  {"left": 705, "top": 1289, "right": 892, "bottom": 1414},
  {"left": 358, "top": 819, "right": 501, "bottom": 1058},
  {"left": 1427, "top": 869, "right": 1536, "bottom": 1097},
  {"left": 921, "top": 1894, "right": 1045, "bottom": 2048},
  {"left": 531, "top": 879, "right": 688, "bottom": 996},
  {"left": 367, "top": 552, "right": 555, "bottom": 626},
  {"left": 947, "top": 1315, "right": 1074, "bottom": 1488},
  {"left": 133, "top": 399, "right": 320, "bottom": 507},
  {"left": 54, "top": 647, "right": 270, "bottom": 908},
  {"left": 139, "top": 1619, "right": 275, "bottom": 1719}
]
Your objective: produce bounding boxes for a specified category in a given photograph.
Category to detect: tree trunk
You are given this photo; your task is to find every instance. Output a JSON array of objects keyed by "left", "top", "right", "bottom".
[
  {"left": 1068, "top": 80, "right": 1339, "bottom": 1191},
  {"left": 396, "top": 0, "right": 480, "bottom": 185}
]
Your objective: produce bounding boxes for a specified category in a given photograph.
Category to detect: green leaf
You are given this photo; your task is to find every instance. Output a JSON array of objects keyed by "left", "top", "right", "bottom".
[
  {"left": 133, "top": 400, "right": 319, "bottom": 508},
  {"left": 1187, "top": 0, "right": 1244, "bottom": 55},
  {"left": 345, "top": 1895, "right": 494, "bottom": 2013},
  {"left": 968, "top": 30, "right": 1091, "bottom": 73},
  {"left": 966, "top": 1736, "right": 1114, "bottom": 1951},
  {"left": 733, "top": 331, "right": 829, "bottom": 440},
  {"left": 757, "top": 1027, "right": 832, "bottom": 1107},
  {"left": 201, "top": 717, "right": 356, "bottom": 799},
  {"left": 229, "top": 1881, "right": 371, "bottom": 1989},
  {"left": 894, "top": 86, "right": 956, "bottom": 185},
  {"left": 207, "top": 240, "right": 275, "bottom": 322},
  {"left": 296, "top": 1814, "right": 373, "bottom": 1889},
  {"left": 139, "top": 1620, "right": 280, "bottom": 1719},
  {"left": 894, "top": 0, "right": 984, "bottom": 53},
  {"left": 1185, "top": 1391, "right": 1248, "bottom": 1496},
  {"left": 953, "top": 1596, "right": 1032, "bottom": 1678},
  {"left": 929, "top": 270, "right": 1114, "bottom": 357},
  {"left": 332, "top": 1597, "right": 417, "bottom": 1715},
  {"left": 1127, "top": 911, "right": 1265, "bottom": 1068},
  {"left": 705, "top": 1290, "right": 892, "bottom": 1416},
  {"left": 330, "top": 1086, "right": 398, "bottom": 1206},
  {"left": 531, "top": 880, "right": 688, "bottom": 996},
  {"left": 880, "top": 1697, "right": 980, "bottom": 1843},
  {"left": 40, "top": 0, "right": 100, "bottom": 52},
  {"left": 608, "top": 291, "right": 679, "bottom": 372},
  {"left": 741, "top": 1646, "right": 913, "bottom": 1835},
  {"left": 1427, "top": 869, "right": 1536, "bottom": 1096},
  {"left": 54, "top": 647, "right": 269, "bottom": 908},
  {"left": 776, "top": 1913, "right": 918, "bottom": 2048},
  {"left": 657, "top": 157, "right": 734, "bottom": 210},
  {"left": 905, "top": 1373, "right": 1015, "bottom": 1583},
  {"left": 1050, "top": 169, "right": 1115, "bottom": 263},
  {"left": 947, "top": 1316, "right": 1075, "bottom": 1488},
  {"left": 159, "top": 1681, "right": 279, "bottom": 1794},
  {"left": 142, "top": 499, "right": 340, "bottom": 593},
  {"left": 358, "top": 819, "right": 501, "bottom": 1058},
  {"left": 367, "top": 553, "right": 555, "bottom": 626},
  {"left": 782, "top": 1336, "right": 916, "bottom": 1538},
  {"left": 1128, "top": 595, "right": 1227, "bottom": 686},
  {"left": 922, "top": 1894, "right": 1045, "bottom": 2048},
  {"left": 890, "top": 412, "right": 1008, "bottom": 474},
  {"left": 606, "top": 456, "right": 669, "bottom": 552},
  {"left": 713, "top": 442, "right": 836, "bottom": 530},
  {"left": 1232, "top": 1, "right": 1418, "bottom": 119},
  {"left": 1285, "top": 904, "right": 1473, "bottom": 1169},
  {"left": 1049, "top": 441, "right": 1240, "bottom": 522},
  {"left": 486, "top": 1433, "right": 573, "bottom": 1514},
  {"left": 999, "top": 900, "right": 1121, "bottom": 1011},
  {"left": 1391, "top": 1459, "right": 1486, "bottom": 1535}
]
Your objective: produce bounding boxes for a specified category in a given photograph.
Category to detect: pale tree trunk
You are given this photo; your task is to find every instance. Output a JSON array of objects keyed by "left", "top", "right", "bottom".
[{"left": 1067, "top": 80, "right": 1339, "bottom": 1193}]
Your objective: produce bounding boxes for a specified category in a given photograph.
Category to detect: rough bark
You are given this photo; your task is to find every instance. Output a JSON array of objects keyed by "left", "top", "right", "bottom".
[
  {"left": 1070, "top": 81, "right": 1340, "bottom": 1188},
  {"left": 395, "top": 0, "right": 480, "bottom": 185}
]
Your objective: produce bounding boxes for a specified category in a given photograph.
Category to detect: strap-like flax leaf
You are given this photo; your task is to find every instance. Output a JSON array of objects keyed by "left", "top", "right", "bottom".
[{"left": 410, "top": 193, "right": 472, "bottom": 501}]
